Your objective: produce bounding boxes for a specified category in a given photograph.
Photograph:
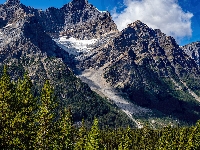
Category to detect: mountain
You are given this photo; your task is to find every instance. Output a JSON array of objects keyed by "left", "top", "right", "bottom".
[
  {"left": 0, "top": 0, "right": 134, "bottom": 128},
  {"left": 0, "top": 0, "right": 200, "bottom": 128},
  {"left": 76, "top": 20, "right": 200, "bottom": 126},
  {"left": 28, "top": 0, "right": 117, "bottom": 39}
]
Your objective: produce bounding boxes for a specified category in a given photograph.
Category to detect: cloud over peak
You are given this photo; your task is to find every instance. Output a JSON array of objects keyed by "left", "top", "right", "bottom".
[{"left": 112, "top": 0, "right": 193, "bottom": 42}]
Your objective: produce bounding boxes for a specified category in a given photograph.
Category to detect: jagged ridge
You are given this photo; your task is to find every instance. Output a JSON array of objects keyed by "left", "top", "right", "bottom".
[
  {"left": 0, "top": 0, "right": 134, "bottom": 128},
  {"left": 77, "top": 20, "right": 200, "bottom": 126}
]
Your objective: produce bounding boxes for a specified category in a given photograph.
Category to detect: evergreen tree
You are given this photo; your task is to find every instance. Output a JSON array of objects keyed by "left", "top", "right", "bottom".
[
  {"left": 0, "top": 66, "right": 15, "bottom": 148},
  {"left": 118, "top": 126, "right": 133, "bottom": 150},
  {"left": 55, "top": 108, "right": 74, "bottom": 149},
  {"left": 12, "top": 73, "right": 37, "bottom": 149},
  {"left": 33, "top": 80, "right": 57, "bottom": 149},
  {"left": 85, "top": 118, "right": 103, "bottom": 150},
  {"left": 75, "top": 119, "right": 87, "bottom": 150},
  {"left": 187, "top": 120, "right": 200, "bottom": 149}
]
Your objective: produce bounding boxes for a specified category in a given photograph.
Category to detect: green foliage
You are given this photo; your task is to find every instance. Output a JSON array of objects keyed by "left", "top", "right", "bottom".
[
  {"left": 118, "top": 126, "right": 133, "bottom": 150},
  {"left": 75, "top": 119, "right": 87, "bottom": 150},
  {"left": 33, "top": 80, "right": 57, "bottom": 149},
  {"left": 85, "top": 118, "right": 103, "bottom": 150},
  {"left": 0, "top": 67, "right": 200, "bottom": 149},
  {"left": 55, "top": 108, "right": 74, "bottom": 149}
]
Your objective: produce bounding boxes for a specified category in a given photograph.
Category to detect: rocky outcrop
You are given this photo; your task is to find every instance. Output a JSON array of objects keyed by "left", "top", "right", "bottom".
[
  {"left": 182, "top": 41, "right": 200, "bottom": 66},
  {"left": 81, "top": 20, "right": 198, "bottom": 77},
  {"left": 0, "top": 0, "right": 133, "bottom": 128},
  {"left": 78, "top": 20, "right": 200, "bottom": 125},
  {"left": 5, "top": 0, "right": 20, "bottom": 5},
  {"left": 48, "top": 0, "right": 118, "bottom": 39},
  {"left": 0, "top": 0, "right": 118, "bottom": 39}
]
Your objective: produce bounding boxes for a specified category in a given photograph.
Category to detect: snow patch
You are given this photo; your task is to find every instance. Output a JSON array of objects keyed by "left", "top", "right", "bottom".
[
  {"left": 59, "top": 37, "right": 97, "bottom": 50},
  {"left": 53, "top": 36, "right": 98, "bottom": 60},
  {"left": 95, "top": 8, "right": 107, "bottom": 13},
  {"left": 54, "top": 32, "right": 118, "bottom": 61},
  {"left": 4, "top": 23, "right": 12, "bottom": 28}
]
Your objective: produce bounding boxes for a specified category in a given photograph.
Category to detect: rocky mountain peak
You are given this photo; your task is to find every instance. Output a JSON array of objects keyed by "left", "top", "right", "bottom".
[
  {"left": 5, "top": 0, "right": 20, "bottom": 5},
  {"left": 127, "top": 20, "right": 146, "bottom": 28},
  {"left": 71, "top": 0, "right": 88, "bottom": 6}
]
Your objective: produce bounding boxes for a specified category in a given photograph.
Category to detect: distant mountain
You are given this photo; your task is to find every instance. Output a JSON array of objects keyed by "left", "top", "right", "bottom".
[{"left": 0, "top": 0, "right": 200, "bottom": 128}]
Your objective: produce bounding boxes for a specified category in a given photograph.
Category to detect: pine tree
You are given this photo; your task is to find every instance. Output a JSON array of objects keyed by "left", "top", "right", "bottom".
[
  {"left": 186, "top": 120, "right": 200, "bottom": 149},
  {"left": 0, "top": 66, "right": 15, "bottom": 148},
  {"left": 157, "top": 126, "right": 170, "bottom": 150},
  {"left": 33, "top": 80, "right": 57, "bottom": 149},
  {"left": 55, "top": 108, "right": 74, "bottom": 149},
  {"left": 194, "top": 120, "right": 200, "bottom": 149},
  {"left": 75, "top": 119, "right": 87, "bottom": 150},
  {"left": 85, "top": 118, "right": 103, "bottom": 150},
  {"left": 118, "top": 126, "right": 133, "bottom": 150},
  {"left": 12, "top": 73, "right": 37, "bottom": 149}
]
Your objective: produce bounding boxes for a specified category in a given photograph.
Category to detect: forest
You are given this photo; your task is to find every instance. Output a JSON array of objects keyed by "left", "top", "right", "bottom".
[{"left": 0, "top": 66, "right": 200, "bottom": 149}]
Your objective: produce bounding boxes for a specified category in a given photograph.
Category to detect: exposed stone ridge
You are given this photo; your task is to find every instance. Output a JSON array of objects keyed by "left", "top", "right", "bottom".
[
  {"left": 71, "top": 0, "right": 88, "bottom": 6},
  {"left": 5, "top": 0, "right": 20, "bottom": 5},
  {"left": 182, "top": 41, "right": 200, "bottom": 66},
  {"left": 0, "top": 0, "right": 118, "bottom": 40},
  {"left": 81, "top": 20, "right": 198, "bottom": 77}
]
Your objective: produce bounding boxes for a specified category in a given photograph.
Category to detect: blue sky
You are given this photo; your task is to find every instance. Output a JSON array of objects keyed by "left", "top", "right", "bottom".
[{"left": 1, "top": 0, "right": 200, "bottom": 46}]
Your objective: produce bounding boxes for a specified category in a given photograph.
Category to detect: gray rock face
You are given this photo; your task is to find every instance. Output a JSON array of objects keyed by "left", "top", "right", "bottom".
[
  {"left": 81, "top": 20, "right": 198, "bottom": 77},
  {"left": 0, "top": 0, "right": 200, "bottom": 127},
  {"left": 48, "top": 0, "right": 118, "bottom": 39},
  {"left": 182, "top": 42, "right": 200, "bottom": 66},
  {"left": 5, "top": 0, "right": 20, "bottom": 5},
  {"left": 77, "top": 20, "right": 200, "bottom": 125},
  {"left": 0, "top": 0, "right": 133, "bottom": 128},
  {"left": 0, "top": 0, "right": 117, "bottom": 39}
]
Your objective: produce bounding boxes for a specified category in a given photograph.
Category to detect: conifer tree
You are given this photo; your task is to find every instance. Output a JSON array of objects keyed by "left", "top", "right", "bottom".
[
  {"left": 85, "top": 118, "right": 103, "bottom": 150},
  {"left": 0, "top": 66, "right": 15, "bottom": 148},
  {"left": 55, "top": 108, "right": 74, "bottom": 149},
  {"left": 118, "top": 126, "right": 133, "bottom": 150},
  {"left": 187, "top": 120, "right": 200, "bottom": 149},
  {"left": 12, "top": 73, "right": 37, "bottom": 149},
  {"left": 194, "top": 120, "right": 200, "bottom": 149},
  {"left": 33, "top": 80, "right": 57, "bottom": 149},
  {"left": 75, "top": 119, "right": 87, "bottom": 150}
]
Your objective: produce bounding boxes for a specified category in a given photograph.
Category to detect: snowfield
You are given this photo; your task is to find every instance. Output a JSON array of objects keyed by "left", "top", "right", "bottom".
[
  {"left": 95, "top": 8, "right": 107, "bottom": 13},
  {"left": 53, "top": 36, "right": 98, "bottom": 60},
  {"left": 54, "top": 32, "right": 118, "bottom": 60}
]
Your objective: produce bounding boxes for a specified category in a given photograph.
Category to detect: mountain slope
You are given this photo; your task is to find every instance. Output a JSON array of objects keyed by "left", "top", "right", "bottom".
[
  {"left": 0, "top": 0, "right": 134, "bottom": 128},
  {"left": 1, "top": 0, "right": 200, "bottom": 128},
  {"left": 76, "top": 20, "right": 200, "bottom": 126}
]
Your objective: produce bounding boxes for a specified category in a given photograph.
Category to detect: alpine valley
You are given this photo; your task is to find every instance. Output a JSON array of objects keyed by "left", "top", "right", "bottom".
[{"left": 1, "top": 0, "right": 200, "bottom": 129}]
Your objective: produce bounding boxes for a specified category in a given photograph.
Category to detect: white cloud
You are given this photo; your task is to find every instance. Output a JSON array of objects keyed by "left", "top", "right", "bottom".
[{"left": 112, "top": 0, "right": 193, "bottom": 41}]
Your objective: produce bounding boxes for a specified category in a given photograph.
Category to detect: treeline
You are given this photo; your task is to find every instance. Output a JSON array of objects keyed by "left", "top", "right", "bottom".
[{"left": 0, "top": 66, "right": 200, "bottom": 149}]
